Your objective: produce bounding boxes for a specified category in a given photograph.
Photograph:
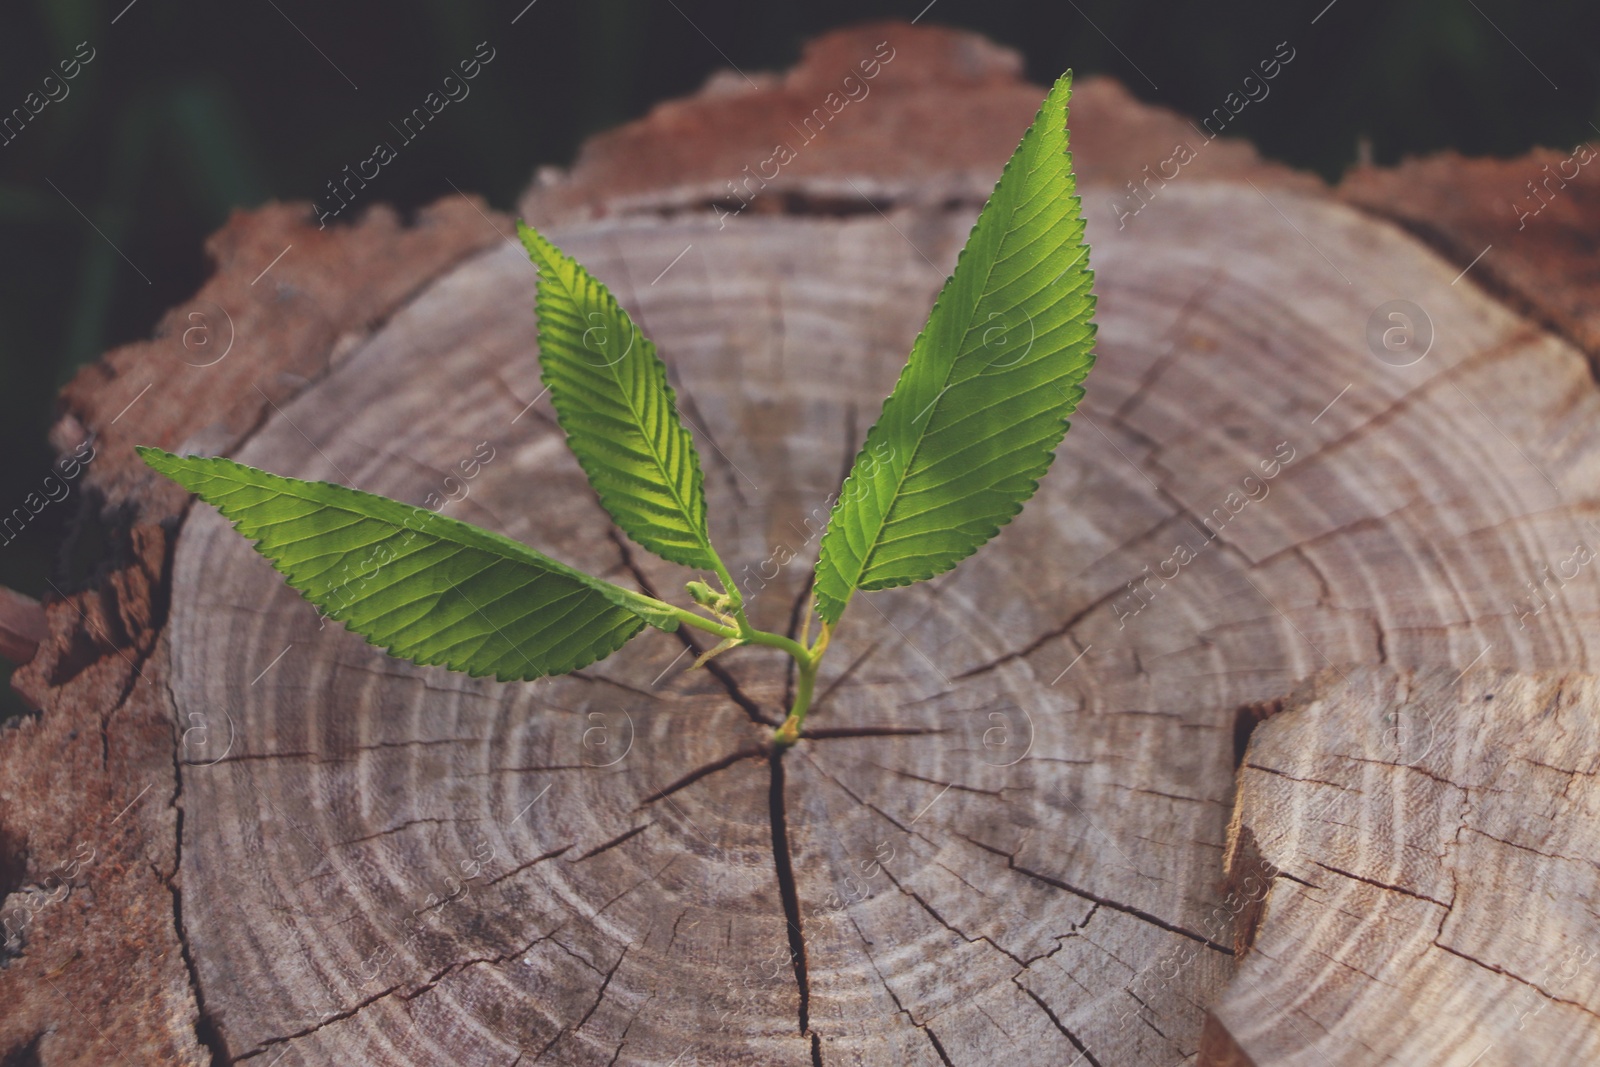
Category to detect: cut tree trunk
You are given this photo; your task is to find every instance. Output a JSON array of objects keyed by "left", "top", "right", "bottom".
[{"left": 5, "top": 20, "right": 1600, "bottom": 1067}]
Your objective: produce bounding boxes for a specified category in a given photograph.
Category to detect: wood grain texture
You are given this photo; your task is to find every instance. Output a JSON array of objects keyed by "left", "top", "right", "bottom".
[
  {"left": 1, "top": 199, "right": 505, "bottom": 1066},
  {"left": 1340, "top": 148, "right": 1600, "bottom": 371},
  {"left": 1212, "top": 667, "right": 1600, "bottom": 1066},
  {"left": 166, "top": 177, "right": 1600, "bottom": 1062},
  {"left": 7, "top": 18, "right": 1600, "bottom": 1067}
]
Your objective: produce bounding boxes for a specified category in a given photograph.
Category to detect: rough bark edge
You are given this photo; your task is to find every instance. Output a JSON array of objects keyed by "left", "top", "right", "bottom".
[
  {"left": 0, "top": 197, "right": 505, "bottom": 1066},
  {"left": 1338, "top": 151, "right": 1600, "bottom": 376},
  {"left": 518, "top": 21, "right": 1319, "bottom": 228}
]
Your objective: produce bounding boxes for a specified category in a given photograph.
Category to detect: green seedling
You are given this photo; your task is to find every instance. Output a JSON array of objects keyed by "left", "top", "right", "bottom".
[{"left": 140, "top": 72, "right": 1097, "bottom": 748}]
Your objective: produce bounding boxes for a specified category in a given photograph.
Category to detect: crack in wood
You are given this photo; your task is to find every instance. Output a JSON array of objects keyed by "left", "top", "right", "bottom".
[
  {"left": 637, "top": 745, "right": 766, "bottom": 807},
  {"left": 205, "top": 750, "right": 356, "bottom": 767},
  {"left": 1241, "top": 762, "right": 1351, "bottom": 792},
  {"left": 1311, "top": 327, "right": 1544, "bottom": 472},
  {"left": 1112, "top": 783, "right": 1212, "bottom": 806},
  {"left": 924, "top": 1026, "right": 956, "bottom": 1065},
  {"left": 1430, "top": 941, "right": 1600, "bottom": 1022},
  {"left": 958, "top": 832, "right": 1235, "bottom": 956},
  {"left": 573, "top": 946, "right": 629, "bottom": 1035},
  {"left": 331, "top": 816, "right": 475, "bottom": 850},
  {"left": 844, "top": 909, "right": 961, "bottom": 1061},
  {"left": 589, "top": 855, "right": 680, "bottom": 921},
  {"left": 881, "top": 865, "right": 1030, "bottom": 969},
  {"left": 1016, "top": 982, "right": 1104, "bottom": 1067},
  {"left": 169, "top": 711, "right": 231, "bottom": 1067},
  {"left": 238, "top": 927, "right": 568, "bottom": 1061},
  {"left": 482, "top": 844, "right": 574, "bottom": 889},
  {"left": 542, "top": 928, "right": 607, "bottom": 977},
  {"left": 1310, "top": 859, "right": 1449, "bottom": 908},
  {"left": 232, "top": 977, "right": 412, "bottom": 1061},
  {"left": 800, "top": 750, "right": 921, "bottom": 840},
  {"left": 576, "top": 823, "right": 653, "bottom": 862},
  {"left": 1111, "top": 271, "right": 1227, "bottom": 425},
  {"left": 1125, "top": 988, "right": 1169, "bottom": 1040},
  {"left": 603, "top": 990, "right": 652, "bottom": 1066},
  {"left": 766, "top": 750, "right": 812, "bottom": 1037},
  {"left": 568, "top": 667, "right": 660, "bottom": 700},
  {"left": 954, "top": 589, "right": 1113, "bottom": 681},
  {"left": 802, "top": 725, "right": 950, "bottom": 741},
  {"left": 877, "top": 765, "right": 1003, "bottom": 797},
  {"left": 150, "top": 523, "right": 233, "bottom": 1067}
]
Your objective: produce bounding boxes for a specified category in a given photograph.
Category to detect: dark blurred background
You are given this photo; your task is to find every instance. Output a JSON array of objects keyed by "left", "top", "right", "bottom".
[{"left": 1, "top": 0, "right": 1597, "bottom": 714}]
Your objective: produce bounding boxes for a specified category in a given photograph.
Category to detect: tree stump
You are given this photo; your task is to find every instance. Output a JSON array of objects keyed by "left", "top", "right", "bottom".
[{"left": 6, "top": 21, "right": 1600, "bottom": 1067}]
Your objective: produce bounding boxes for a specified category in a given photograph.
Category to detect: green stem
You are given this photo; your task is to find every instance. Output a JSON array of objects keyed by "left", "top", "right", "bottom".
[
  {"left": 708, "top": 558, "right": 772, "bottom": 652},
  {"left": 659, "top": 602, "right": 741, "bottom": 641},
  {"left": 743, "top": 626, "right": 811, "bottom": 665},
  {"left": 656, "top": 601, "right": 809, "bottom": 663},
  {"left": 652, "top": 597, "right": 823, "bottom": 746},
  {"left": 773, "top": 654, "right": 817, "bottom": 749}
]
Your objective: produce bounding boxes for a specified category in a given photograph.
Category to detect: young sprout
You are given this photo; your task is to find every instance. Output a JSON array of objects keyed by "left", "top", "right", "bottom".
[{"left": 139, "top": 72, "right": 1096, "bottom": 748}]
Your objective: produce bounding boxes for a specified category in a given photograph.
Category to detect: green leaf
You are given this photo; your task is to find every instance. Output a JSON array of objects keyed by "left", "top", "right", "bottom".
[
  {"left": 138, "top": 447, "right": 677, "bottom": 681},
  {"left": 518, "top": 222, "right": 717, "bottom": 571},
  {"left": 813, "top": 72, "right": 1097, "bottom": 626}
]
